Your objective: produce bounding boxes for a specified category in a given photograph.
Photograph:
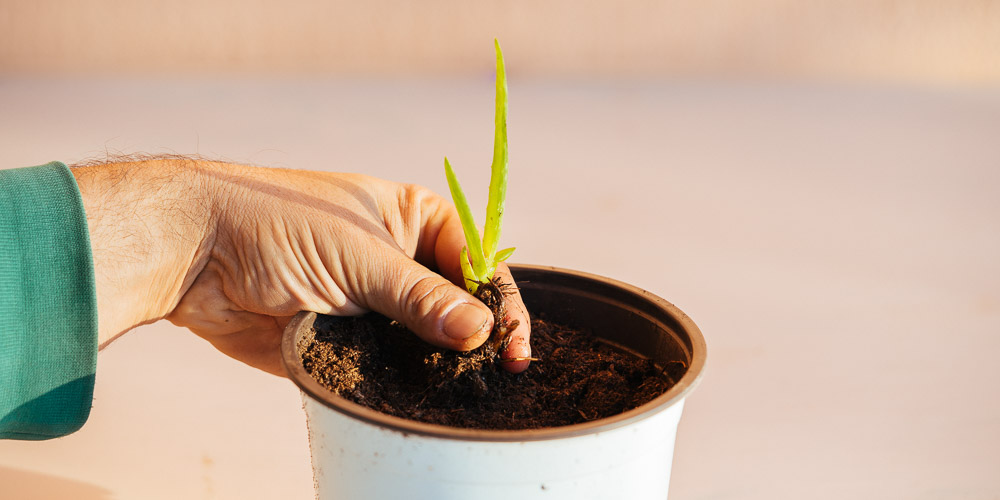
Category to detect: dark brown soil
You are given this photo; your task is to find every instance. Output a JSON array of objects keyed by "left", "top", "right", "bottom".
[{"left": 298, "top": 295, "right": 678, "bottom": 430}]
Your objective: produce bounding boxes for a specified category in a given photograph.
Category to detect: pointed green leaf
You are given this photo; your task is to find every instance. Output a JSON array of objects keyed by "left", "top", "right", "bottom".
[
  {"left": 459, "top": 246, "right": 478, "bottom": 294},
  {"left": 482, "top": 38, "right": 508, "bottom": 263},
  {"left": 495, "top": 247, "right": 516, "bottom": 262},
  {"left": 444, "top": 157, "right": 488, "bottom": 280}
]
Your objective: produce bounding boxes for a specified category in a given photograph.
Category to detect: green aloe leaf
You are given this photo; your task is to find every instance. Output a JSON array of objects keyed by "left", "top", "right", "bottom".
[
  {"left": 443, "top": 40, "right": 516, "bottom": 294},
  {"left": 482, "top": 38, "right": 508, "bottom": 263},
  {"left": 444, "top": 157, "right": 488, "bottom": 284},
  {"left": 459, "top": 246, "right": 478, "bottom": 294},
  {"left": 495, "top": 247, "right": 516, "bottom": 262}
]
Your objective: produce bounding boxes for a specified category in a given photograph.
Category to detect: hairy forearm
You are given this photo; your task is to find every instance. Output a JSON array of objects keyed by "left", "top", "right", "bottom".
[{"left": 70, "top": 158, "right": 219, "bottom": 347}]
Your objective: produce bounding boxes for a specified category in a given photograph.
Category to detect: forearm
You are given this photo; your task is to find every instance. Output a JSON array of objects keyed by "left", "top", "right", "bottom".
[{"left": 70, "top": 159, "right": 218, "bottom": 346}]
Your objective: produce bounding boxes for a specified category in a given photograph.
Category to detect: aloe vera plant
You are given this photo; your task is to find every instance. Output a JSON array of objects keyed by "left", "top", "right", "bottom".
[{"left": 445, "top": 39, "right": 515, "bottom": 295}]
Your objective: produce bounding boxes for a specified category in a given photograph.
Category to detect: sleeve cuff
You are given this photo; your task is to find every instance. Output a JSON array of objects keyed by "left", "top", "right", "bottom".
[{"left": 0, "top": 161, "right": 98, "bottom": 440}]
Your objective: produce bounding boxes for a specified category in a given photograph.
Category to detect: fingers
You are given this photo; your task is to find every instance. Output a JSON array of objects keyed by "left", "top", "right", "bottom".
[
  {"left": 429, "top": 202, "right": 467, "bottom": 286},
  {"left": 167, "top": 267, "right": 289, "bottom": 376},
  {"left": 192, "top": 317, "right": 289, "bottom": 377},
  {"left": 494, "top": 263, "right": 532, "bottom": 373},
  {"left": 359, "top": 254, "right": 494, "bottom": 351}
]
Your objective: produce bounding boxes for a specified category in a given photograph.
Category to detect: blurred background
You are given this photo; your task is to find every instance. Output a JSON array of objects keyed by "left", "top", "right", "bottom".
[
  {"left": 2, "top": 2, "right": 998, "bottom": 499},
  {"left": 2, "top": 0, "right": 999, "bottom": 83}
]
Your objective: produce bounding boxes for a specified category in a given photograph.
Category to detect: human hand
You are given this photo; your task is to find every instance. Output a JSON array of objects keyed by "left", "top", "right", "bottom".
[{"left": 72, "top": 158, "right": 531, "bottom": 376}]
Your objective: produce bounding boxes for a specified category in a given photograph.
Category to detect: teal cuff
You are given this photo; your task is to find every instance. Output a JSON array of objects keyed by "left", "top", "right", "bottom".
[{"left": 0, "top": 161, "right": 98, "bottom": 440}]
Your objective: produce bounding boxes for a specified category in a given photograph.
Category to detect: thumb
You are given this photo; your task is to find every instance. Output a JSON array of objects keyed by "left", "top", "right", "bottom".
[{"left": 361, "top": 255, "right": 493, "bottom": 351}]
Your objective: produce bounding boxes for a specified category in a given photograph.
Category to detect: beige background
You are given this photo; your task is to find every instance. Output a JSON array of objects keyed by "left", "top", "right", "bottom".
[
  {"left": 3, "top": 77, "right": 998, "bottom": 499},
  {"left": 1, "top": 2, "right": 999, "bottom": 499},
  {"left": 2, "top": 0, "right": 999, "bottom": 84}
]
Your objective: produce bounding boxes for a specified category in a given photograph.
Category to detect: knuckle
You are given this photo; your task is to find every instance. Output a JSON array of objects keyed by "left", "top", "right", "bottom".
[
  {"left": 403, "top": 273, "right": 452, "bottom": 319},
  {"left": 399, "top": 183, "right": 446, "bottom": 220},
  {"left": 396, "top": 183, "right": 451, "bottom": 260}
]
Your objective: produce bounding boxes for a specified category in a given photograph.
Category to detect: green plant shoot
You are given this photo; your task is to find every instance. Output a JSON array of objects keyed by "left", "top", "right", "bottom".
[{"left": 445, "top": 39, "right": 516, "bottom": 295}]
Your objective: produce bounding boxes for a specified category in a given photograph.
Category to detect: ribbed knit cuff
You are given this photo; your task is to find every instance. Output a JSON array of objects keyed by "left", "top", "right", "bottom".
[{"left": 0, "top": 161, "right": 98, "bottom": 440}]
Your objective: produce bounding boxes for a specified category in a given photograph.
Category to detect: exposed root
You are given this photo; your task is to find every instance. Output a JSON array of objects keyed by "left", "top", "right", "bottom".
[
  {"left": 499, "top": 357, "right": 540, "bottom": 363},
  {"left": 473, "top": 276, "right": 519, "bottom": 360}
]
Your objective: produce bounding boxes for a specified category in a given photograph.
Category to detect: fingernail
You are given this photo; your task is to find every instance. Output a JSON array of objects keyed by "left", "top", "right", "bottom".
[{"left": 443, "top": 302, "right": 490, "bottom": 340}]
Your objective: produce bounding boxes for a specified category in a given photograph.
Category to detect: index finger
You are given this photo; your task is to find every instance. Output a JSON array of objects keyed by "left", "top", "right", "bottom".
[{"left": 492, "top": 263, "right": 532, "bottom": 373}]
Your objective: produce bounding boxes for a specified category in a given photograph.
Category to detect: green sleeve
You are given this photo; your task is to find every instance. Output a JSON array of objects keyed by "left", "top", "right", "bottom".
[{"left": 0, "top": 162, "right": 98, "bottom": 440}]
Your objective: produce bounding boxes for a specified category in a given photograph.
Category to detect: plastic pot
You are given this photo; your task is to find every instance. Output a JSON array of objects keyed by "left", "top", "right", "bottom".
[{"left": 281, "top": 264, "right": 707, "bottom": 499}]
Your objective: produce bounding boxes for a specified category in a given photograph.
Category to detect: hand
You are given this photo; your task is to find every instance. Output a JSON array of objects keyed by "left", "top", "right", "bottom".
[{"left": 72, "top": 158, "right": 531, "bottom": 376}]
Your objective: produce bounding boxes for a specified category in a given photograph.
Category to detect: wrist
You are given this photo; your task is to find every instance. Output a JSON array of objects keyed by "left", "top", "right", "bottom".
[{"left": 72, "top": 158, "right": 218, "bottom": 345}]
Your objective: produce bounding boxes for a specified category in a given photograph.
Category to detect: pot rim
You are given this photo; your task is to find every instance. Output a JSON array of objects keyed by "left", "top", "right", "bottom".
[{"left": 281, "top": 264, "right": 707, "bottom": 442}]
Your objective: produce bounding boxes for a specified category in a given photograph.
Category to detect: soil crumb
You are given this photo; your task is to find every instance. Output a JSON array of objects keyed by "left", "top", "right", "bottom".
[{"left": 299, "top": 313, "right": 678, "bottom": 430}]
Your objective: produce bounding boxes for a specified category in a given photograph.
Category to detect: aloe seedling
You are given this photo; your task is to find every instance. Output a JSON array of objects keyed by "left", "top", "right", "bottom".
[{"left": 445, "top": 39, "right": 515, "bottom": 296}]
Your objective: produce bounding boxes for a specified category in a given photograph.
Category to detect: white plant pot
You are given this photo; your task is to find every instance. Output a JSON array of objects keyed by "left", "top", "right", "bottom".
[{"left": 282, "top": 265, "right": 707, "bottom": 500}]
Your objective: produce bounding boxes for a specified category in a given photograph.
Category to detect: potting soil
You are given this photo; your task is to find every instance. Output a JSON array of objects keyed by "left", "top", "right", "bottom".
[{"left": 299, "top": 312, "right": 678, "bottom": 430}]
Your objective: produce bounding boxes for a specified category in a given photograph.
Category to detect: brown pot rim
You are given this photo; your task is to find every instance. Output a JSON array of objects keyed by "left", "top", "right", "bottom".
[{"left": 281, "top": 264, "right": 707, "bottom": 442}]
